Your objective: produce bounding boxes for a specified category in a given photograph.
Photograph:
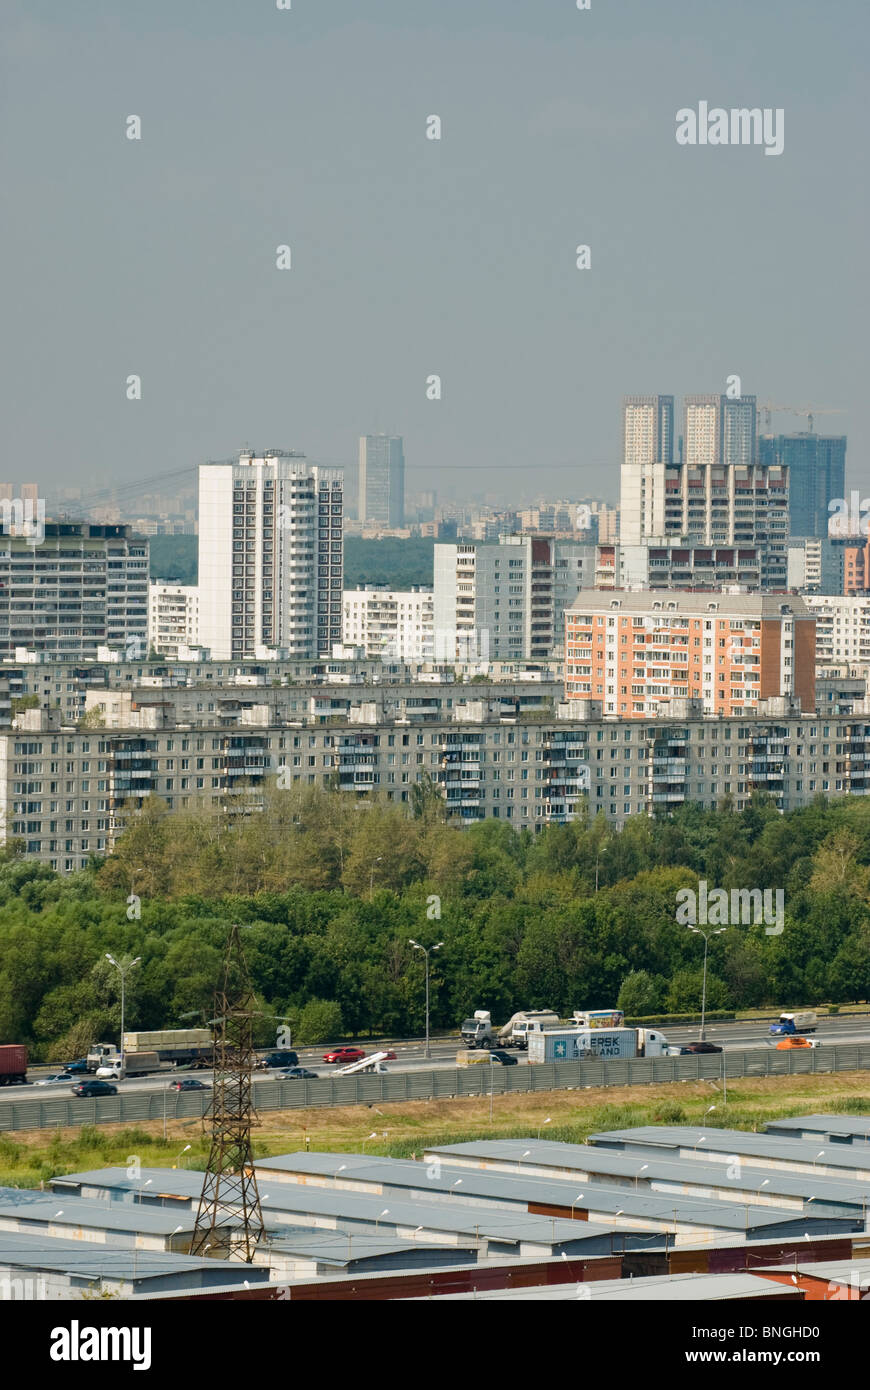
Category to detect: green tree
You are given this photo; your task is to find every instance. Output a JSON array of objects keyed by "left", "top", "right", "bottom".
[
  {"left": 297, "top": 998, "right": 344, "bottom": 1044},
  {"left": 617, "top": 970, "right": 666, "bottom": 1016}
]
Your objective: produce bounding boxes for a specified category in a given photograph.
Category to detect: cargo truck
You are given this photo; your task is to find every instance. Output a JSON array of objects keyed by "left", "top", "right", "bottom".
[
  {"left": 0, "top": 1045, "right": 28, "bottom": 1086},
  {"left": 88, "top": 1028, "right": 214, "bottom": 1073},
  {"left": 95, "top": 1051, "right": 162, "bottom": 1079},
  {"left": 570, "top": 1010, "right": 625, "bottom": 1030},
  {"left": 769, "top": 1011, "right": 817, "bottom": 1036},
  {"left": 527, "top": 1026, "right": 671, "bottom": 1064}
]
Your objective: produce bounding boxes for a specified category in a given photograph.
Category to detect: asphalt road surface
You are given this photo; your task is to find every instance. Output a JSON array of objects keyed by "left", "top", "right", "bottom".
[{"left": 6, "top": 1013, "right": 870, "bottom": 1102}]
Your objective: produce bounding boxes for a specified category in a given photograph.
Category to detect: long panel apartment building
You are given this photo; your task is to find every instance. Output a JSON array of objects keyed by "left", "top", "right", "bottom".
[{"left": 4, "top": 695, "right": 867, "bottom": 872}]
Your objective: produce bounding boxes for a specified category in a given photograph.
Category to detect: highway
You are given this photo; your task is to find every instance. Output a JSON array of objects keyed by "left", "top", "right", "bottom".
[{"left": 5, "top": 1012, "right": 870, "bottom": 1104}]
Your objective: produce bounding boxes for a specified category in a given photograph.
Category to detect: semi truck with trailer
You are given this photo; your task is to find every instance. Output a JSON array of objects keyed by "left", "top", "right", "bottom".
[
  {"left": 0, "top": 1045, "right": 28, "bottom": 1086},
  {"left": 527, "top": 1026, "right": 671, "bottom": 1064},
  {"left": 88, "top": 1028, "right": 214, "bottom": 1074}
]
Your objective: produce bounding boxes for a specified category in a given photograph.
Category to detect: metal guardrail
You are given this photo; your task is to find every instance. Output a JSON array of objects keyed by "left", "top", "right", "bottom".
[{"left": 1, "top": 1043, "right": 870, "bottom": 1132}]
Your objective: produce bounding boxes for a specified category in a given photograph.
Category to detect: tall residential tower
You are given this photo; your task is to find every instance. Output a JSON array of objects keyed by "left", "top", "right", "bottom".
[{"left": 198, "top": 450, "right": 343, "bottom": 660}]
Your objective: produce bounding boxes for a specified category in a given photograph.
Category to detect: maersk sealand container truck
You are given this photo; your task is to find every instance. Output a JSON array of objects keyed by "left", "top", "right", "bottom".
[{"left": 528, "top": 1026, "right": 671, "bottom": 1063}]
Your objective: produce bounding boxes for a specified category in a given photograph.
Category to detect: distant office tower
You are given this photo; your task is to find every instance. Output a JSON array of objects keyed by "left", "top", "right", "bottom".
[
  {"left": 359, "top": 435, "right": 404, "bottom": 526},
  {"left": 759, "top": 433, "right": 846, "bottom": 539},
  {"left": 198, "top": 450, "right": 343, "bottom": 660},
  {"left": 0, "top": 522, "right": 148, "bottom": 660},
  {"left": 620, "top": 396, "right": 674, "bottom": 545}
]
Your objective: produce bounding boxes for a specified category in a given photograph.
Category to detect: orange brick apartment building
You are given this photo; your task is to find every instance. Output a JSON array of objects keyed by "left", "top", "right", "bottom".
[{"left": 565, "top": 591, "right": 815, "bottom": 719}]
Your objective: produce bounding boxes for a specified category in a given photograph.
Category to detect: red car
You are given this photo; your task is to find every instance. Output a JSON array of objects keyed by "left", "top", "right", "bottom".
[{"left": 322, "top": 1047, "right": 366, "bottom": 1064}]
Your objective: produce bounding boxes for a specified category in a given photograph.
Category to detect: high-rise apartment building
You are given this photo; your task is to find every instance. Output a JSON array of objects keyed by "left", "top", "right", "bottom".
[
  {"left": 434, "top": 535, "right": 597, "bottom": 661},
  {"left": 759, "top": 433, "right": 847, "bottom": 539},
  {"left": 619, "top": 395, "right": 788, "bottom": 587},
  {"left": 0, "top": 522, "right": 148, "bottom": 661},
  {"left": 565, "top": 590, "right": 815, "bottom": 718},
  {"left": 619, "top": 396, "right": 674, "bottom": 545},
  {"left": 359, "top": 435, "right": 404, "bottom": 526},
  {"left": 198, "top": 451, "right": 343, "bottom": 661},
  {"left": 683, "top": 394, "right": 757, "bottom": 470},
  {"left": 622, "top": 395, "right": 674, "bottom": 469}
]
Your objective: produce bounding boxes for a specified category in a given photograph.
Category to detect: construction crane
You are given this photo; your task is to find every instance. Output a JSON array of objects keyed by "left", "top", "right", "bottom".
[
  {"left": 758, "top": 402, "right": 846, "bottom": 434},
  {"left": 790, "top": 406, "right": 846, "bottom": 435}
]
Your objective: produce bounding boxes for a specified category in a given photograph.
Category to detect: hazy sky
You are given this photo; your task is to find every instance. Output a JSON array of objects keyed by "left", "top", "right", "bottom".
[{"left": 2, "top": 0, "right": 866, "bottom": 507}]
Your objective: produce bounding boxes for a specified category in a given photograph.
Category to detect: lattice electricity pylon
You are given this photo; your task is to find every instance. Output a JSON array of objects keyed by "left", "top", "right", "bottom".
[{"left": 189, "top": 924, "right": 265, "bottom": 1262}]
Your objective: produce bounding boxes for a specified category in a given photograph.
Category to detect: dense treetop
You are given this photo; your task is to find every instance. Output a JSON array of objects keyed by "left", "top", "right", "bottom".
[{"left": 2, "top": 786, "right": 869, "bottom": 1056}]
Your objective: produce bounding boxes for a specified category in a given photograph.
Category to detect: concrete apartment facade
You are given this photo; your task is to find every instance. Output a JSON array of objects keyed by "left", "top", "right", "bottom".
[
  {"left": 342, "top": 586, "right": 434, "bottom": 661},
  {"left": 3, "top": 695, "right": 867, "bottom": 871},
  {"left": 565, "top": 591, "right": 815, "bottom": 718},
  {"left": 0, "top": 523, "right": 148, "bottom": 662},
  {"left": 434, "top": 535, "right": 597, "bottom": 662},
  {"left": 198, "top": 451, "right": 343, "bottom": 661},
  {"left": 147, "top": 583, "right": 200, "bottom": 658}
]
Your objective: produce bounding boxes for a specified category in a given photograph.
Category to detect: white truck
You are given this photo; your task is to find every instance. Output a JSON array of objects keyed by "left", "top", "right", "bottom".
[
  {"left": 95, "top": 1050, "right": 162, "bottom": 1079},
  {"left": 528, "top": 1026, "right": 671, "bottom": 1064},
  {"left": 497, "top": 1010, "right": 561, "bottom": 1049},
  {"left": 460, "top": 1011, "right": 496, "bottom": 1049}
]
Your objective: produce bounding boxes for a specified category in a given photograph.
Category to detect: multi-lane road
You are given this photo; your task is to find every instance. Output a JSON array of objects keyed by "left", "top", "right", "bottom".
[{"left": 6, "top": 1013, "right": 870, "bottom": 1105}]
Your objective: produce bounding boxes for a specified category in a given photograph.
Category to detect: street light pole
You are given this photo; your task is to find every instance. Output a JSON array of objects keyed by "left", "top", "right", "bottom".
[
  {"left": 688, "top": 928, "right": 725, "bottom": 1042},
  {"left": 408, "top": 940, "right": 443, "bottom": 1060},
  {"left": 105, "top": 954, "right": 141, "bottom": 1072}
]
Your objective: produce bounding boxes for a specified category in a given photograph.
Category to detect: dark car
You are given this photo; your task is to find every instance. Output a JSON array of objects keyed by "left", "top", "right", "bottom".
[
  {"left": 680, "top": 1041, "right": 723, "bottom": 1054},
  {"left": 323, "top": 1047, "right": 366, "bottom": 1064},
  {"left": 72, "top": 1080, "right": 117, "bottom": 1097},
  {"left": 257, "top": 1050, "right": 299, "bottom": 1070},
  {"left": 276, "top": 1067, "right": 318, "bottom": 1080},
  {"left": 488, "top": 1050, "right": 518, "bottom": 1066},
  {"left": 169, "top": 1077, "right": 211, "bottom": 1091},
  {"left": 64, "top": 1059, "right": 89, "bottom": 1075}
]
